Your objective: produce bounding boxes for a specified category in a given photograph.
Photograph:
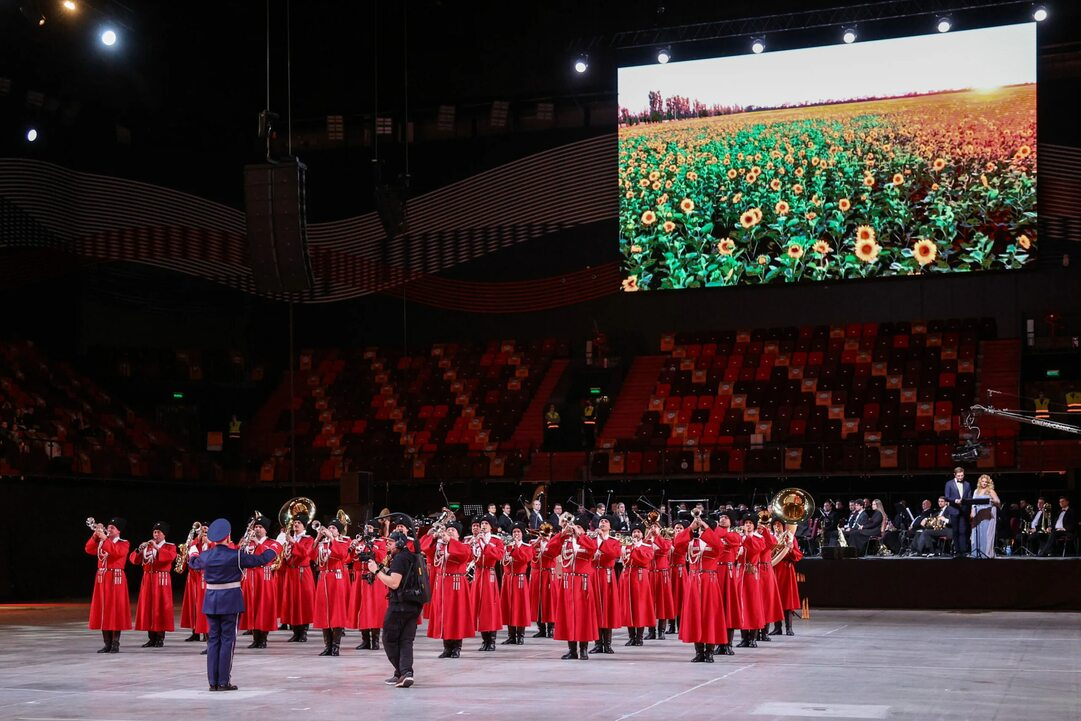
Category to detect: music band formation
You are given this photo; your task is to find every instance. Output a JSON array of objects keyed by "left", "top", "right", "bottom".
[{"left": 85, "top": 490, "right": 810, "bottom": 667}]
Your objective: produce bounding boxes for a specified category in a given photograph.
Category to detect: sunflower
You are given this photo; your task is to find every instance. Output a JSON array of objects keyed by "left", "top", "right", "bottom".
[
  {"left": 687, "top": 171, "right": 699, "bottom": 182},
  {"left": 651, "top": 182, "right": 662, "bottom": 191},
  {"left": 792, "top": 183, "right": 804, "bottom": 195},
  {"left": 863, "top": 175, "right": 875, "bottom": 188},
  {"left": 1018, "top": 234, "right": 1032, "bottom": 250},
  {"left": 812, "top": 239, "right": 832, "bottom": 255},
  {"left": 838, "top": 197, "right": 851, "bottom": 212},
  {"left": 892, "top": 173, "right": 904, "bottom": 186},
  {"left": 662, "top": 221, "right": 677, "bottom": 233},
  {"left": 931, "top": 183, "right": 940, "bottom": 191},
  {"left": 739, "top": 210, "right": 759, "bottom": 228},
  {"left": 794, "top": 167, "right": 804, "bottom": 177},
  {"left": 912, "top": 238, "right": 937, "bottom": 266},
  {"left": 727, "top": 169, "right": 738, "bottom": 180},
  {"left": 717, "top": 238, "right": 737, "bottom": 255},
  {"left": 625, "top": 191, "right": 634, "bottom": 199},
  {"left": 629, "top": 244, "right": 643, "bottom": 254},
  {"left": 856, "top": 225, "right": 876, "bottom": 243},
  {"left": 769, "top": 178, "right": 782, "bottom": 191},
  {"left": 1016, "top": 145, "right": 1032, "bottom": 158},
  {"left": 732, "top": 192, "right": 743, "bottom": 204},
  {"left": 775, "top": 200, "right": 790, "bottom": 216},
  {"left": 745, "top": 173, "right": 758, "bottom": 184},
  {"left": 855, "top": 239, "right": 881, "bottom": 263},
  {"left": 751, "top": 207, "right": 764, "bottom": 223},
  {"left": 679, "top": 198, "right": 695, "bottom": 213},
  {"left": 648, "top": 171, "right": 660, "bottom": 182},
  {"left": 621, "top": 275, "right": 640, "bottom": 292},
  {"left": 638, "top": 178, "right": 650, "bottom": 188},
  {"left": 932, "top": 158, "right": 946, "bottom": 171},
  {"left": 641, "top": 210, "right": 657, "bottom": 226},
  {"left": 786, "top": 244, "right": 804, "bottom": 260},
  {"left": 757, "top": 254, "right": 770, "bottom": 265},
  {"left": 805, "top": 211, "right": 817, "bottom": 220}
]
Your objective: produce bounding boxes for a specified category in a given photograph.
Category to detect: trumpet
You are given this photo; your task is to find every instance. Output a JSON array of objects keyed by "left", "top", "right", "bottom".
[{"left": 86, "top": 517, "right": 104, "bottom": 533}]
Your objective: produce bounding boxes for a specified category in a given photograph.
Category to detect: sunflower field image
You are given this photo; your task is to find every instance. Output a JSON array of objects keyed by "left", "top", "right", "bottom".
[{"left": 618, "top": 85, "right": 1036, "bottom": 291}]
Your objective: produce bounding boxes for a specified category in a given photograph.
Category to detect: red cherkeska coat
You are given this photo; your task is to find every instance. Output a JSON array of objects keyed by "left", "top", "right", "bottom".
[
  {"left": 420, "top": 534, "right": 438, "bottom": 621},
  {"left": 86, "top": 535, "right": 132, "bottom": 631},
  {"left": 278, "top": 534, "right": 316, "bottom": 625},
  {"left": 756, "top": 528, "right": 785, "bottom": 624},
  {"left": 650, "top": 536, "right": 676, "bottom": 621},
  {"left": 714, "top": 526, "right": 745, "bottom": 630},
  {"left": 180, "top": 539, "right": 212, "bottom": 633},
  {"left": 591, "top": 535, "right": 623, "bottom": 629},
  {"left": 239, "top": 538, "right": 282, "bottom": 631},
  {"left": 428, "top": 538, "right": 475, "bottom": 640},
  {"left": 351, "top": 539, "right": 389, "bottom": 630},
  {"left": 500, "top": 542, "right": 535, "bottom": 627},
  {"left": 774, "top": 539, "right": 803, "bottom": 611},
  {"left": 472, "top": 535, "right": 505, "bottom": 633},
  {"left": 313, "top": 538, "right": 351, "bottom": 628},
  {"left": 674, "top": 527, "right": 727, "bottom": 645},
  {"left": 670, "top": 538, "right": 687, "bottom": 619},
  {"left": 740, "top": 531, "right": 767, "bottom": 629},
  {"left": 544, "top": 532, "right": 599, "bottom": 643},
  {"left": 620, "top": 543, "right": 656, "bottom": 627},
  {"left": 529, "top": 537, "right": 557, "bottom": 624},
  {"left": 130, "top": 541, "right": 177, "bottom": 632}
]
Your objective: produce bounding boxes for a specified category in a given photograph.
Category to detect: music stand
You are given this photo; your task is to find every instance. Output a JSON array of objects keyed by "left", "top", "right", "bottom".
[{"left": 961, "top": 497, "right": 993, "bottom": 558}]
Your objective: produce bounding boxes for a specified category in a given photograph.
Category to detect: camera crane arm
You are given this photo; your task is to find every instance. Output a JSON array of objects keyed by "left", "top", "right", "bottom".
[{"left": 968, "top": 405, "right": 1081, "bottom": 435}]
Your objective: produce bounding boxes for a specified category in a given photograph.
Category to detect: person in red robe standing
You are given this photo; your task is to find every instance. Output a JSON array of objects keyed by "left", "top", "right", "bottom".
[
  {"left": 738, "top": 515, "right": 766, "bottom": 648},
  {"left": 770, "top": 519, "right": 803, "bottom": 636},
  {"left": 529, "top": 523, "right": 556, "bottom": 638},
  {"left": 589, "top": 516, "right": 622, "bottom": 655},
  {"left": 86, "top": 517, "right": 131, "bottom": 653},
  {"left": 668, "top": 520, "right": 687, "bottom": 635},
  {"left": 499, "top": 524, "right": 534, "bottom": 645},
  {"left": 471, "top": 517, "right": 505, "bottom": 651},
  {"left": 714, "top": 513, "right": 744, "bottom": 655},
  {"left": 312, "top": 520, "right": 351, "bottom": 656},
  {"left": 180, "top": 523, "right": 211, "bottom": 644},
  {"left": 428, "top": 522, "right": 475, "bottom": 658},
  {"left": 279, "top": 514, "right": 316, "bottom": 642},
  {"left": 621, "top": 525, "right": 657, "bottom": 647},
  {"left": 351, "top": 525, "right": 388, "bottom": 651},
  {"left": 649, "top": 525, "right": 675, "bottom": 641},
  {"left": 239, "top": 516, "right": 281, "bottom": 648},
  {"left": 673, "top": 515, "right": 726, "bottom": 662},
  {"left": 543, "top": 513, "right": 598, "bottom": 660},
  {"left": 129, "top": 522, "right": 177, "bottom": 647},
  {"left": 755, "top": 519, "right": 785, "bottom": 643}
]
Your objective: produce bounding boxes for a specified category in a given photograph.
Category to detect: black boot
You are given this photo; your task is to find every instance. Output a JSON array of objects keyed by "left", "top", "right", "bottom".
[
  {"left": 533, "top": 623, "right": 546, "bottom": 638},
  {"left": 758, "top": 626, "right": 771, "bottom": 642},
  {"left": 667, "top": 619, "right": 677, "bottom": 634},
  {"left": 656, "top": 621, "right": 666, "bottom": 640},
  {"left": 737, "top": 630, "right": 751, "bottom": 648},
  {"left": 478, "top": 632, "right": 489, "bottom": 652},
  {"left": 634, "top": 627, "right": 645, "bottom": 646},
  {"left": 450, "top": 640, "right": 462, "bottom": 658},
  {"left": 645, "top": 625, "right": 657, "bottom": 640},
  {"left": 287, "top": 625, "right": 301, "bottom": 642},
  {"left": 770, "top": 620, "right": 783, "bottom": 636},
  {"left": 331, "top": 628, "right": 342, "bottom": 657},
  {"left": 183, "top": 631, "right": 200, "bottom": 642},
  {"left": 785, "top": 610, "right": 795, "bottom": 636},
  {"left": 109, "top": 631, "right": 120, "bottom": 653},
  {"left": 142, "top": 632, "right": 155, "bottom": 648},
  {"left": 503, "top": 628, "right": 518, "bottom": 645},
  {"left": 155, "top": 632, "right": 165, "bottom": 647},
  {"left": 561, "top": 641, "right": 578, "bottom": 659},
  {"left": 624, "top": 627, "right": 636, "bottom": 646},
  {"left": 692, "top": 643, "right": 705, "bottom": 662},
  {"left": 747, "top": 630, "right": 758, "bottom": 648},
  {"left": 98, "top": 630, "right": 112, "bottom": 653},
  {"left": 547, "top": 622, "right": 555, "bottom": 638},
  {"left": 579, "top": 641, "right": 589, "bottom": 660},
  {"left": 704, "top": 645, "right": 715, "bottom": 663},
  {"left": 603, "top": 628, "right": 615, "bottom": 654},
  {"left": 438, "top": 640, "right": 452, "bottom": 658},
  {"left": 515, "top": 626, "right": 525, "bottom": 645},
  {"left": 242, "top": 628, "right": 253, "bottom": 636},
  {"left": 370, "top": 629, "right": 381, "bottom": 651},
  {"left": 318, "top": 629, "right": 333, "bottom": 656},
  {"left": 298, "top": 625, "right": 309, "bottom": 642},
  {"left": 278, "top": 622, "right": 289, "bottom": 630},
  {"left": 356, "top": 629, "right": 372, "bottom": 650},
  {"left": 589, "top": 632, "right": 604, "bottom": 655}
]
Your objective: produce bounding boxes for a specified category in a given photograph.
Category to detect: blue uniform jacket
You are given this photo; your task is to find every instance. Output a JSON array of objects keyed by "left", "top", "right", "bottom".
[{"left": 188, "top": 544, "right": 278, "bottom": 615}]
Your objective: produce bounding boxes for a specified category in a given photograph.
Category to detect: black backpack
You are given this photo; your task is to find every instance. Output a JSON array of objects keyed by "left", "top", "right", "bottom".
[{"left": 397, "top": 552, "right": 431, "bottom": 605}]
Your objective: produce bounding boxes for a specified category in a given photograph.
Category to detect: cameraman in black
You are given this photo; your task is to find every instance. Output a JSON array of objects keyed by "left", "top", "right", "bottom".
[{"left": 367, "top": 530, "right": 423, "bottom": 688}]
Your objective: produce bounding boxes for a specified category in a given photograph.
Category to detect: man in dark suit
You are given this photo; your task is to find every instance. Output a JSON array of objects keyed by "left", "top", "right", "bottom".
[
  {"left": 496, "top": 503, "right": 515, "bottom": 534},
  {"left": 1039, "top": 496, "right": 1077, "bottom": 556},
  {"left": 846, "top": 500, "right": 882, "bottom": 554},
  {"left": 187, "top": 518, "right": 278, "bottom": 692},
  {"left": 527, "top": 499, "right": 544, "bottom": 530},
  {"left": 912, "top": 497, "right": 959, "bottom": 555},
  {"left": 547, "top": 503, "right": 564, "bottom": 528},
  {"left": 944, "top": 467, "right": 972, "bottom": 555}
]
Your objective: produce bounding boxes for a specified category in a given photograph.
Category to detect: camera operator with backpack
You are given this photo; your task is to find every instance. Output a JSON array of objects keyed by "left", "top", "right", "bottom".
[{"left": 367, "top": 529, "right": 429, "bottom": 689}]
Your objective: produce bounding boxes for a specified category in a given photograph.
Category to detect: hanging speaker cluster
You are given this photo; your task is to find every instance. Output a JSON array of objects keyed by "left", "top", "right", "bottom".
[{"left": 243, "top": 160, "right": 313, "bottom": 294}]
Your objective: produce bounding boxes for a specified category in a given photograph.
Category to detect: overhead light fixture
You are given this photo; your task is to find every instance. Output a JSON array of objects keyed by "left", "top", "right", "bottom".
[
  {"left": 1032, "top": 5, "right": 1048, "bottom": 22},
  {"left": 26, "top": 128, "right": 39, "bottom": 143},
  {"left": 62, "top": 0, "right": 77, "bottom": 10},
  {"left": 100, "top": 28, "right": 117, "bottom": 46},
  {"left": 751, "top": 37, "right": 765, "bottom": 54},
  {"left": 842, "top": 27, "right": 857, "bottom": 44},
  {"left": 937, "top": 16, "right": 952, "bottom": 33},
  {"left": 656, "top": 46, "right": 671, "bottom": 64},
  {"left": 19, "top": 3, "right": 46, "bottom": 26},
  {"left": 574, "top": 54, "right": 588, "bottom": 74}
]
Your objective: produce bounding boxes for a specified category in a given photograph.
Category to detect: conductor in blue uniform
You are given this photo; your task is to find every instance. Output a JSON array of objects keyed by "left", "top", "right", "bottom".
[{"left": 187, "top": 518, "right": 278, "bottom": 691}]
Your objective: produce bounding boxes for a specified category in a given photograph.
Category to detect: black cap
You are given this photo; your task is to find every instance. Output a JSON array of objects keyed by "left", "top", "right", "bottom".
[
  {"left": 108, "top": 517, "right": 126, "bottom": 533},
  {"left": 152, "top": 521, "right": 169, "bottom": 535},
  {"left": 630, "top": 523, "right": 645, "bottom": 533},
  {"left": 704, "top": 518, "right": 718, "bottom": 530},
  {"left": 741, "top": 514, "right": 756, "bottom": 523},
  {"left": 254, "top": 516, "right": 274, "bottom": 531},
  {"left": 447, "top": 521, "right": 463, "bottom": 535},
  {"left": 293, "top": 513, "right": 310, "bottom": 526},
  {"left": 473, "top": 516, "right": 486, "bottom": 527},
  {"left": 512, "top": 522, "right": 528, "bottom": 534},
  {"left": 328, "top": 520, "right": 344, "bottom": 533}
]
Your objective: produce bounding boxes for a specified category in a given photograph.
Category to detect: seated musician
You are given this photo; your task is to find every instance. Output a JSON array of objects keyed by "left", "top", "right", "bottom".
[
  {"left": 1038, "top": 496, "right": 1077, "bottom": 557},
  {"left": 911, "top": 497, "right": 958, "bottom": 556}
]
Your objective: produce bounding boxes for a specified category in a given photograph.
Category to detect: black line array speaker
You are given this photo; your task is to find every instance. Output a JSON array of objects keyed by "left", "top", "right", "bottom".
[{"left": 243, "top": 159, "right": 313, "bottom": 293}]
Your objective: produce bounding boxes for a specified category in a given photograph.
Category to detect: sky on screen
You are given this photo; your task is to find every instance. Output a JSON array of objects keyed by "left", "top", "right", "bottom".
[{"left": 618, "top": 23, "right": 1036, "bottom": 113}]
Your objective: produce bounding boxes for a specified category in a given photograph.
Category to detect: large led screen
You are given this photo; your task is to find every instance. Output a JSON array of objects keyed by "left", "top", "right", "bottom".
[{"left": 618, "top": 24, "right": 1037, "bottom": 291}]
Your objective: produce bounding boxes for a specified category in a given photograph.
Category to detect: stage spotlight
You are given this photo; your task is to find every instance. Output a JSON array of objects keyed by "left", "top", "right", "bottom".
[
  {"left": 656, "top": 46, "right": 671, "bottom": 64},
  {"left": 1032, "top": 5, "right": 1048, "bottom": 22},
  {"left": 937, "top": 17, "right": 952, "bottom": 33},
  {"left": 574, "top": 54, "right": 588, "bottom": 74},
  {"left": 62, "top": 0, "right": 77, "bottom": 10},
  {"left": 100, "top": 28, "right": 118, "bottom": 46},
  {"left": 842, "top": 27, "right": 857, "bottom": 44},
  {"left": 751, "top": 37, "right": 765, "bottom": 54},
  {"left": 19, "top": 3, "right": 46, "bottom": 26},
  {"left": 26, "top": 128, "right": 38, "bottom": 143}
]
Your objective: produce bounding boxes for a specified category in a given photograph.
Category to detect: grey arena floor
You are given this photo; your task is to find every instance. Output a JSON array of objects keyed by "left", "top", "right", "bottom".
[{"left": 0, "top": 605, "right": 1078, "bottom": 721}]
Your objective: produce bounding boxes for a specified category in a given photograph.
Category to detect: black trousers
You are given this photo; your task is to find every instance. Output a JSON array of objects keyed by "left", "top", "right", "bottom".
[{"left": 383, "top": 607, "right": 421, "bottom": 677}]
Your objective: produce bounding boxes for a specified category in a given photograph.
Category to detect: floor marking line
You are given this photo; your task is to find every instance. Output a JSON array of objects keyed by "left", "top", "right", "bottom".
[{"left": 615, "top": 664, "right": 754, "bottom": 721}]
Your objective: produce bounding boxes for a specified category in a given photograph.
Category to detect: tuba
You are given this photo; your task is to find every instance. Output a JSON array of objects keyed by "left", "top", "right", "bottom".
[
  {"left": 278, "top": 496, "right": 317, "bottom": 532},
  {"left": 769, "top": 488, "right": 815, "bottom": 565},
  {"left": 336, "top": 508, "right": 351, "bottom": 535}
]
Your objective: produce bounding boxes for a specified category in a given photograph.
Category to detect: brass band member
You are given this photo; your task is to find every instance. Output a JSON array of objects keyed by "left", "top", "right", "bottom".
[
  {"left": 529, "top": 522, "right": 557, "bottom": 638},
  {"left": 589, "top": 516, "right": 622, "bottom": 655},
  {"left": 543, "top": 513, "right": 599, "bottom": 660},
  {"left": 674, "top": 515, "right": 727, "bottom": 662},
  {"left": 737, "top": 516, "right": 765, "bottom": 649},
  {"left": 130, "top": 522, "right": 177, "bottom": 648},
  {"left": 668, "top": 520, "right": 687, "bottom": 635},
  {"left": 427, "top": 521, "right": 475, "bottom": 659},
  {"left": 620, "top": 524, "right": 656, "bottom": 647},
  {"left": 279, "top": 514, "right": 315, "bottom": 643},
  {"left": 499, "top": 524, "right": 534, "bottom": 645},
  {"left": 755, "top": 517, "right": 785, "bottom": 643},
  {"left": 770, "top": 519, "right": 802, "bottom": 636},
  {"left": 714, "top": 513, "right": 744, "bottom": 655},
  {"left": 239, "top": 516, "right": 281, "bottom": 649},
  {"left": 471, "top": 517, "right": 505, "bottom": 651},
  {"left": 180, "top": 523, "right": 210, "bottom": 644},
  {"left": 312, "top": 520, "right": 351, "bottom": 656},
  {"left": 649, "top": 523, "right": 675, "bottom": 641},
  {"left": 85, "top": 517, "right": 132, "bottom": 653},
  {"left": 352, "top": 522, "right": 389, "bottom": 651}
]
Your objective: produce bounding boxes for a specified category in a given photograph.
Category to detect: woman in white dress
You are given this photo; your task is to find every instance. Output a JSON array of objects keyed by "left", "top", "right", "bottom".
[{"left": 970, "top": 475, "right": 1001, "bottom": 557}]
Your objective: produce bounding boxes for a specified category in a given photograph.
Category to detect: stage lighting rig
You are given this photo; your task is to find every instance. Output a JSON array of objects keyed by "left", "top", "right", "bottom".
[
  {"left": 19, "top": 2, "right": 47, "bottom": 26},
  {"left": 1032, "top": 5, "right": 1047, "bottom": 22},
  {"left": 937, "top": 16, "right": 952, "bottom": 33},
  {"left": 62, "top": 0, "right": 77, "bottom": 10},
  {"left": 574, "top": 54, "right": 589, "bottom": 73},
  {"left": 656, "top": 46, "right": 671, "bottom": 64},
  {"left": 751, "top": 37, "right": 765, "bottom": 54},
  {"left": 100, "top": 28, "right": 118, "bottom": 46},
  {"left": 26, "top": 128, "right": 39, "bottom": 143},
  {"left": 842, "top": 26, "right": 857, "bottom": 44},
  {"left": 951, "top": 441, "right": 983, "bottom": 464}
]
